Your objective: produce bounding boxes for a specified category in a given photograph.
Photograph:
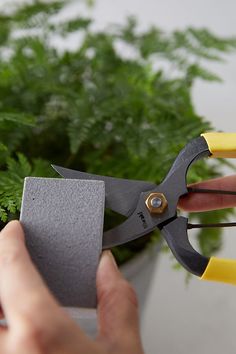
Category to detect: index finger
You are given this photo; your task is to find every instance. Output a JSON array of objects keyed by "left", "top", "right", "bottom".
[
  {"left": 179, "top": 175, "right": 236, "bottom": 212},
  {"left": 0, "top": 221, "right": 58, "bottom": 325}
]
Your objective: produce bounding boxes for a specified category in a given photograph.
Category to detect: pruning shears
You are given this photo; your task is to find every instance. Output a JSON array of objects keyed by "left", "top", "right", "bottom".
[{"left": 52, "top": 132, "right": 236, "bottom": 286}]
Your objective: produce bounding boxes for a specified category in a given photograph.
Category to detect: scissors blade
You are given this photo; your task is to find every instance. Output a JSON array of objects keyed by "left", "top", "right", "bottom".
[
  {"left": 52, "top": 165, "right": 156, "bottom": 217},
  {"left": 102, "top": 194, "right": 159, "bottom": 248}
]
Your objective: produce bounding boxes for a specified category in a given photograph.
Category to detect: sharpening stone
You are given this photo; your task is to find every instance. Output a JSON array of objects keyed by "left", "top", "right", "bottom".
[{"left": 20, "top": 177, "right": 105, "bottom": 308}]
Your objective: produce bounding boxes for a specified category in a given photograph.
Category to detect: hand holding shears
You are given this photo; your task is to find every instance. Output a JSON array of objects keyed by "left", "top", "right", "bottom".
[{"left": 53, "top": 132, "right": 236, "bottom": 286}]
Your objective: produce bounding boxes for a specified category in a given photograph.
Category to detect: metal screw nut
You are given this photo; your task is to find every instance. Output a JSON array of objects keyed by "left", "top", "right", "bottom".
[{"left": 145, "top": 192, "right": 168, "bottom": 214}]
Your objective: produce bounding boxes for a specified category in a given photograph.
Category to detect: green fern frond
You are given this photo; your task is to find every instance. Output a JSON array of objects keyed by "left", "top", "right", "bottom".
[
  {"left": 0, "top": 154, "right": 55, "bottom": 222},
  {"left": 0, "top": 112, "right": 36, "bottom": 126}
]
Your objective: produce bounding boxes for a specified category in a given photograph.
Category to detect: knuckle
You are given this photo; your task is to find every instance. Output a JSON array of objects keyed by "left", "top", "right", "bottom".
[
  {"left": 15, "top": 323, "right": 45, "bottom": 353},
  {"left": 15, "top": 319, "right": 59, "bottom": 353}
]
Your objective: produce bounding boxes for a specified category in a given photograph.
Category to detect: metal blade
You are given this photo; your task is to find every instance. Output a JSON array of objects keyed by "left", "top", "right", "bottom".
[
  {"left": 102, "top": 196, "right": 158, "bottom": 248},
  {"left": 52, "top": 165, "right": 156, "bottom": 217}
]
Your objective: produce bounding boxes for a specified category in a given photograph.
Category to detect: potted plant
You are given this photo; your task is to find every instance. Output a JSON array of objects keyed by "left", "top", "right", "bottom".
[{"left": 0, "top": 1, "right": 235, "bottom": 329}]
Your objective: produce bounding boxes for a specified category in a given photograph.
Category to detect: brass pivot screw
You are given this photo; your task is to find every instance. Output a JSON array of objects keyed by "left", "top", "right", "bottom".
[{"left": 145, "top": 192, "right": 168, "bottom": 214}]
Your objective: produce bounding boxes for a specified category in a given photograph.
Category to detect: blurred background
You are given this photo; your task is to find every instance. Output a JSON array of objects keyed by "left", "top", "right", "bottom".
[{"left": 0, "top": 0, "right": 236, "bottom": 354}]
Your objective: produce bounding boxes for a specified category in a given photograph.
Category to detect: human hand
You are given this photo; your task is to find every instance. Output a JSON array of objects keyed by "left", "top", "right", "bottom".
[
  {"left": 0, "top": 221, "right": 144, "bottom": 354},
  {"left": 179, "top": 175, "right": 236, "bottom": 211}
]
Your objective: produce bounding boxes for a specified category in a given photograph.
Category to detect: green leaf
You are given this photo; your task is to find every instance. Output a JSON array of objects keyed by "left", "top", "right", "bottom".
[
  {"left": 0, "top": 143, "right": 9, "bottom": 166},
  {"left": 187, "top": 64, "right": 222, "bottom": 83},
  {"left": 59, "top": 18, "right": 92, "bottom": 33},
  {"left": 0, "top": 113, "right": 36, "bottom": 126},
  {"left": 13, "top": 1, "right": 64, "bottom": 24},
  {"left": 31, "top": 158, "right": 56, "bottom": 177},
  {"left": 0, "top": 207, "right": 7, "bottom": 223},
  {"left": 67, "top": 115, "right": 97, "bottom": 154},
  {"left": 0, "top": 143, "right": 7, "bottom": 152},
  {"left": 0, "top": 15, "right": 10, "bottom": 45},
  {"left": 0, "top": 154, "right": 55, "bottom": 222}
]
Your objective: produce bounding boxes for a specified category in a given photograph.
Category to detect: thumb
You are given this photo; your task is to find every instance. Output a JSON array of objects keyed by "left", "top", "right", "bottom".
[{"left": 96, "top": 251, "right": 144, "bottom": 353}]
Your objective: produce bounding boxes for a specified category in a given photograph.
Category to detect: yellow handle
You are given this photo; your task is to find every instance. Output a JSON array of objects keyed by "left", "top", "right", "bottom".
[
  {"left": 201, "top": 132, "right": 236, "bottom": 158},
  {"left": 198, "top": 133, "right": 236, "bottom": 285},
  {"left": 201, "top": 257, "right": 236, "bottom": 285}
]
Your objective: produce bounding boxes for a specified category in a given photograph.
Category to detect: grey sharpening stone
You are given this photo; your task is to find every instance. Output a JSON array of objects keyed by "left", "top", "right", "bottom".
[{"left": 20, "top": 177, "right": 105, "bottom": 308}]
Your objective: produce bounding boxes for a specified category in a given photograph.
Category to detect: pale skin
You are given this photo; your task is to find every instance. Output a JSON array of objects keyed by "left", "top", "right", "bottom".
[{"left": 0, "top": 176, "right": 235, "bottom": 353}]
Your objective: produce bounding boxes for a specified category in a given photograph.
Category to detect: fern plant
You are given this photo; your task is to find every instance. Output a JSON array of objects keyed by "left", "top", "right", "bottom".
[{"left": 0, "top": 0, "right": 236, "bottom": 264}]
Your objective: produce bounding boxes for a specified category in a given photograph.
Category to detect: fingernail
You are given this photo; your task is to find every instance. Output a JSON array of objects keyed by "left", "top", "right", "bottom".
[
  {"left": 1, "top": 220, "right": 16, "bottom": 233},
  {"left": 97, "top": 251, "right": 121, "bottom": 286},
  {"left": 100, "top": 250, "right": 118, "bottom": 269},
  {"left": 0, "top": 220, "right": 25, "bottom": 241},
  {"left": 98, "top": 251, "right": 119, "bottom": 278}
]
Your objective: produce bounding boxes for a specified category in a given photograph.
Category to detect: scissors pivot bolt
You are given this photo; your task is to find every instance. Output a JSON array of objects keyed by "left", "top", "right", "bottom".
[{"left": 145, "top": 192, "right": 168, "bottom": 214}]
